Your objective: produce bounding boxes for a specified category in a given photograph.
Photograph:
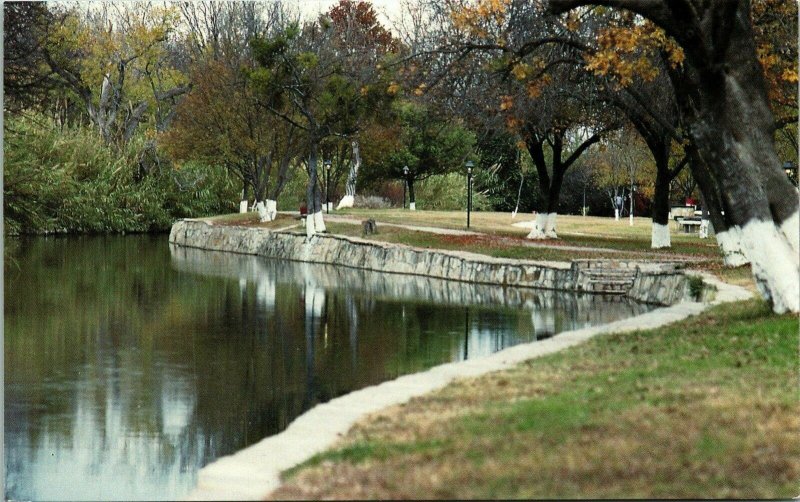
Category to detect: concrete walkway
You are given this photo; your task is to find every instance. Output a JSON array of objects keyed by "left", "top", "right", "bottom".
[{"left": 185, "top": 273, "right": 751, "bottom": 501}]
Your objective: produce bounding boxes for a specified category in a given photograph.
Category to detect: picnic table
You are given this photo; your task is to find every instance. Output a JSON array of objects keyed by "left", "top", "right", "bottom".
[{"left": 675, "top": 217, "right": 702, "bottom": 233}]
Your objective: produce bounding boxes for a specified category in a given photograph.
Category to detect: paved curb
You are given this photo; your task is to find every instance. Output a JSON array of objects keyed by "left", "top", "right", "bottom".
[{"left": 185, "top": 272, "right": 751, "bottom": 501}]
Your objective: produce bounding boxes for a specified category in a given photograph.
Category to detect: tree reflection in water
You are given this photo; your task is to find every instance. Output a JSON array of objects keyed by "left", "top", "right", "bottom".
[{"left": 5, "top": 236, "right": 652, "bottom": 500}]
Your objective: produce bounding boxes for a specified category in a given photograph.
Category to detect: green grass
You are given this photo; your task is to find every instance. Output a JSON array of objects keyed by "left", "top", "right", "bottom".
[
  {"left": 324, "top": 221, "right": 718, "bottom": 263},
  {"left": 273, "top": 299, "right": 799, "bottom": 499},
  {"left": 201, "top": 212, "right": 300, "bottom": 229}
]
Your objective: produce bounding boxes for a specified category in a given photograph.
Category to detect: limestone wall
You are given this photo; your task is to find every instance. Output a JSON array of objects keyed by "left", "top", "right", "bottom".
[{"left": 169, "top": 219, "right": 698, "bottom": 305}]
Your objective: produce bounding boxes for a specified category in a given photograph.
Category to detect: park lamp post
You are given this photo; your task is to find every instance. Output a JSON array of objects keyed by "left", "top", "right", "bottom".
[
  {"left": 403, "top": 165, "right": 409, "bottom": 209},
  {"left": 324, "top": 159, "right": 331, "bottom": 213},
  {"left": 465, "top": 160, "right": 474, "bottom": 229},
  {"left": 784, "top": 161, "right": 797, "bottom": 186}
]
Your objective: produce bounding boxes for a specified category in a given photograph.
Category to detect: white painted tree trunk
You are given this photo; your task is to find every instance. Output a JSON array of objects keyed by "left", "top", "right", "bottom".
[
  {"left": 313, "top": 211, "right": 326, "bottom": 232},
  {"left": 651, "top": 222, "right": 671, "bottom": 249},
  {"left": 256, "top": 201, "right": 270, "bottom": 222},
  {"left": 629, "top": 213, "right": 634, "bottom": 226},
  {"left": 239, "top": 200, "right": 249, "bottom": 214},
  {"left": 779, "top": 208, "right": 799, "bottom": 256},
  {"left": 526, "top": 213, "right": 549, "bottom": 239},
  {"left": 715, "top": 228, "right": 749, "bottom": 267},
  {"left": 409, "top": 202, "right": 416, "bottom": 211},
  {"left": 337, "top": 140, "right": 361, "bottom": 210},
  {"left": 305, "top": 214, "right": 315, "bottom": 238},
  {"left": 337, "top": 195, "right": 355, "bottom": 210},
  {"left": 266, "top": 199, "right": 277, "bottom": 221},
  {"left": 738, "top": 219, "right": 799, "bottom": 314},
  {"left": 699, "top": 219, "right": 710, "bottom": 239},
  {"left": 614, "top": 208, "right": 620, "bottom": 221},
  {"left": 544, "top": 212, "right": 558, "bottom": 238}
]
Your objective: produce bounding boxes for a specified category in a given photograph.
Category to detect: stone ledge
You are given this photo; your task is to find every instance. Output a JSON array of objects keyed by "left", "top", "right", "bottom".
[{"left": 169, "top": 219, "right": 698, "bottom": 305}]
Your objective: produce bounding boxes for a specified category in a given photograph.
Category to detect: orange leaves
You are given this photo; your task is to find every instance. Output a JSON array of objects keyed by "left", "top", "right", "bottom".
[
  {"left": 505, "top": 115, "right": 521, "bottom": 131},
  {"left": 584, "top": 21, "right": 681, "bottom": 87},
  {"left": 386, "top": 82, "right": 401, "bottom": 96},
  {"left": 499, "top": 94, "right": 514, "bottom": 110},
  {"left": 450, "top": 0, "right": 511, "bottom": 38},
  {"left": 526, "top": 74, "right": 551, "bottom": 98}
]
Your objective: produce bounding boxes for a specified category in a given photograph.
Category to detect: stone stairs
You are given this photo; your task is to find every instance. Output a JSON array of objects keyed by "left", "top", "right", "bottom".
[
  {"left": 579, "top": 267, "right": 639, "bottom": 294},
  {"left": 572, "top": 260, "right": 641, "bottom": 295}
]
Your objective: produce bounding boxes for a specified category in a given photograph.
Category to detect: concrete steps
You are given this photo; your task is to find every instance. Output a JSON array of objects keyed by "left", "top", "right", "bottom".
[{"left": 577, "top": 265, "right": 639, "bottom": 294}]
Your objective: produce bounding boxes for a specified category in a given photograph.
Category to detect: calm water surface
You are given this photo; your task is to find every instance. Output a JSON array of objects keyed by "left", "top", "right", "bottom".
[{"left": 5, "top": 235, "right": 653, "bottom": 500}]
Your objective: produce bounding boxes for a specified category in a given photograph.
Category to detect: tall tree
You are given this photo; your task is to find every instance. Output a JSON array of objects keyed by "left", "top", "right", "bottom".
[
  {"left": 360, "top": 100, "right": 477, "bottom": 210},
  {"left": 162, "top": 59, "right": 299, "bottom": 219},
  {"left": 550, "top": 0, "right": 799, "bottom": 313}
]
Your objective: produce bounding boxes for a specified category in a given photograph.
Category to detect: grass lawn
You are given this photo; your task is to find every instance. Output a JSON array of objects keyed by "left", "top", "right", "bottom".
[
  {"left": 272, "top": 299, "right": 799, "bottom": 499},
  {"left": 200, "top": 212, "right": 299, "bottom": 229},
  {"left": 332, "top": 209, "right": 724, "bottom": 260}
]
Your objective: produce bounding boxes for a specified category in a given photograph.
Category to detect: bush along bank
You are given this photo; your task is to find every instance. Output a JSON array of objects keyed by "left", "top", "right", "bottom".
[{"left": 4, "top": 115, "right": 239, "bottom": 236}]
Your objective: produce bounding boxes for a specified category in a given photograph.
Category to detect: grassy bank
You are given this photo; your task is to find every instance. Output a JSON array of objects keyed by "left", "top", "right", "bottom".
[
  {"left": 204, "top": 210, "right": 750, "bottom": 287},
  {"left": 273, "top": 299, "right": 799, "bottom": 499}
]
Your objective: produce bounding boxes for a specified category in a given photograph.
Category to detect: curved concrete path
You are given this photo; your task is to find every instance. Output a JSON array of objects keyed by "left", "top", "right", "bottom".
[{"left": 185, "top": 273, "right": 751, "bottom": 501}]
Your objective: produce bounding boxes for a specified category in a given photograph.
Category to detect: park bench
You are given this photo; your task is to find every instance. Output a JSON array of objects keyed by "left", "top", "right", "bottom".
[{"left": 675, "top": 217, "right": 702, "bottom": 233}]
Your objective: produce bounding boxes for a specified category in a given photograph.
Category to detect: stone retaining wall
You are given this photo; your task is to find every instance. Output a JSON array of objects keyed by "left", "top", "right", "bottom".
[{"left": 169, "top": 219, "right": 698, "bottom": 305}]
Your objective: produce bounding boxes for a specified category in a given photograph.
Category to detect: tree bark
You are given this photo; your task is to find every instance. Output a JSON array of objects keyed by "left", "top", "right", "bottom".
[
  {"left": 651, "top": 162, "right": 672, "bottom": 248},
  {"left": 337, "top": 140, "right": 361, "bottom": 209}
]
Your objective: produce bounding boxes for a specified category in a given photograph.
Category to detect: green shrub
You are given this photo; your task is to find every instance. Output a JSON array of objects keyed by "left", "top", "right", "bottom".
[
  {"left": 414, "top": 173, "right": 490, "bottom": 211},
  {"left": 4, "top": 114, "right": 239, "bottom": 235}
]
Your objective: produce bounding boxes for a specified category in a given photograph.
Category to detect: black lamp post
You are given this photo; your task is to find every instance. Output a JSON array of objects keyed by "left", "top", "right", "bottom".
[
  {"left": 324, "top": 160, "right": 331, "bottom": 213},
  {"left": 784, "top": 161, "right": 798, "bottom": 186},
  {"left": 402, "top": 165, "right": 409, "bottom": 209},
  {"left": 465, "top": 160, "right": 474, "bottom": 228}
]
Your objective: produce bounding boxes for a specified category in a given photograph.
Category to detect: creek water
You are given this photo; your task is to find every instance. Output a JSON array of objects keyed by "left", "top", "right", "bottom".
[{"left": 5, "top": 234, "right": 653, "bottom": 500}]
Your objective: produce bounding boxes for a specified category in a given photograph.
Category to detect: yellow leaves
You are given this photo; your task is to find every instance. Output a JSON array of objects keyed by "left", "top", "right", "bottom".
[
  {"left": 360, "top": 85, "right": 370, "bottom": 96},
  {"left": 499, "top": 95, "right": 514, "bottom": 111},
  {"left": 781, "top": 69, "right": 798, "bottom": 83},
  {"left": 511, "top": 63, "right": 529, "bottom": 80},
  {"left": 586, "top": 21, "right": 680, "bottom": 87},
  {"left": 386, "top": 82, "right": 401, "bottom": 96},
  {"left": 450, "top": 0, "right": 511, "bottom": 38},
  {"left": 565, "top": 13, "right": 580, "bottom": 32},
  {"left": 414, "top": 83, "right": 427, "bottom": 96},
  {"left": 666, "top": 44, "right": 685, "bottom": 68},
  {"left": 516, "top": 139, "right": 527, "bottom": 151}
]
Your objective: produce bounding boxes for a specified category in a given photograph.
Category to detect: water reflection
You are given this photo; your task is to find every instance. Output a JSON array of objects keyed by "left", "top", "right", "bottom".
[{"left": 5, "top": 236, "right": 652, "bottom": 500}]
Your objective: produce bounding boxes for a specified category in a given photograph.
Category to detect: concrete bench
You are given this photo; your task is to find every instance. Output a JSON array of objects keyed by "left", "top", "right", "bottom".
[{"left": 676, "top": 218, "right": 702, "bottom": 233}]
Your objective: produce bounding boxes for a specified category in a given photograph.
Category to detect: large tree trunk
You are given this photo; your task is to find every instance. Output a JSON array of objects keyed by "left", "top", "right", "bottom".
[
  {"left": 551, "top": 0, "right": 799, "bottom": 313},
  {"left": 337, "top": 140, "right": 361, "bottom": 209},
  {"left": 240, "top": 180, "right": 249, "bottom": 214},
  {"left": 524, "top": 130, "right": 598, "bottom": 239},
  {"left": 306, "top": 142, "right": 324, "bottom": 236},
  {"left": 688, "top": 152, "right": 749, "bottom": 267},
  {"left": 651, "top": 163, "right": 672, "bottom": 249}
]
